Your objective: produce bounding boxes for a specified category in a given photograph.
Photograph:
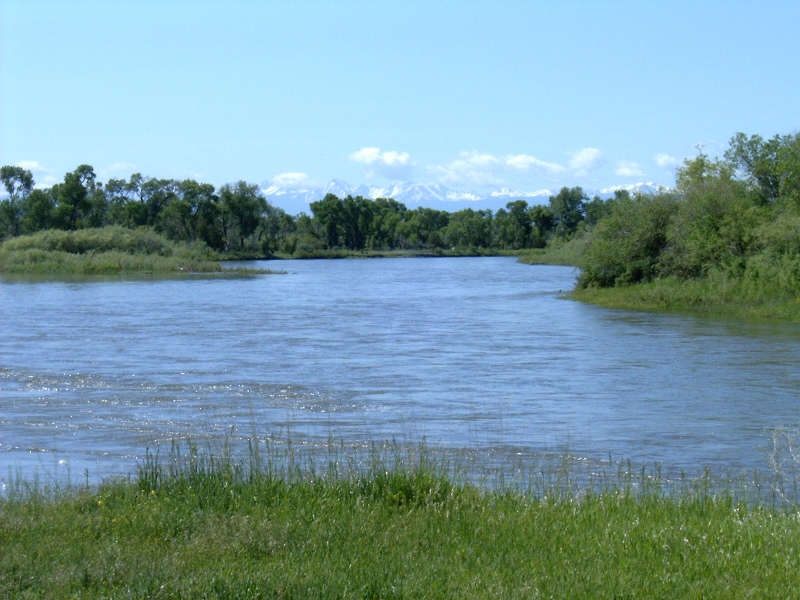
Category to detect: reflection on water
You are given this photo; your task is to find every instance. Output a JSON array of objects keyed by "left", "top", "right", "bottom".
[{"left": 2, "top": 257, "right": 800, "bottom": 484}]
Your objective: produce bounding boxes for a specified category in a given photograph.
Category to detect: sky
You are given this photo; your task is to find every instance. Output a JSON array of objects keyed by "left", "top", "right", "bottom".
[{"left": 2, "top": 0, "right": 799, "bottom": 199}]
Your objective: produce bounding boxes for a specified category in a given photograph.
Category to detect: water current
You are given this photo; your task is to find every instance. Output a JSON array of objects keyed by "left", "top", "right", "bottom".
[{"left": 2, "top": 257, "right": 800, "bottom": 485}]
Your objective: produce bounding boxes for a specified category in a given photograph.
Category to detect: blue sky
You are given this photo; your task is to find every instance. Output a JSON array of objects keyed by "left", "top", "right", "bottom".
[{"left": 2, "top": 1, "right": 799, "bottom": 197}]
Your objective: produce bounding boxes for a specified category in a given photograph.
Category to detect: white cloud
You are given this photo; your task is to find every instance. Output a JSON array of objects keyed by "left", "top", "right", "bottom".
[
  {"left": 14, "top": 160, "right": 59, "bottom": 188},
  {"left": 654, "top": 153, "right": 680, "bottom": 168},
  {"left": 615, "top": 161, "right": 644, "bottom": 178},
  {"left": 349, "top": 147, "right": 414, "bottom": 180},
  {"left": 506, "top": 154, "right": 564, "bottom": 174},
  {"left": 568, "top": 147, "right": 602, "bottom": 175},
  {"left": 272, "top": 172, "right": 311, "bottom": 187},
  {"left": 17, "top": 160, "right": 49, "bottom": 173},
  {"left": 429, "top": 151, "right": 503, "bottom": 187},
  {"left": 105, "top": 162, "right": 137, "bottom": 173}
]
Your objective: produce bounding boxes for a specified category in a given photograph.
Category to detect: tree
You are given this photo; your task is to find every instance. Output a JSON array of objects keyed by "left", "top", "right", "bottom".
[
  {"left": 0, "top": 166, "right": 34, "bottom": 237},
  {"left": 397, "top": 207, "right": 449, "bottom": 249},
  {"left": 583, "top": 192, "right": 623, "bottom": 228},
  {"left": 666, "top": 156, "right": 763, "bottom": 278},
  {"left": 504, "top": 200, "right": 532, "bottom": 249},
  {"left": 219, "top": 181, "right": 268, "bottom": 251},
  {"left": 725, "top": 133, "right": 784, "bottom": 202},
  {"left": 20, "top": 189, "right": 54, "bottom": 233},
  {"left": 528, "top": 204, "right": 554, "bottom": 248},
  {"left": 549, "top": 187, "right": 587, "bottom": 237},
  {"left": 579, "top": 192, "right": 679, "bottom": 288},
  {"left": 370, "top": 198, "right": 407, "bottom": 249},
  {"left": 341, "top": 195, "right": 373, "bottom": 250},
  {"left": 51, "top": 165, "right": 98, "bottom": 230},
  {"left": 310, "top": 193, "right": 345, "bottom": 248},
  {"left": 675, "top": 152, "right": 734, "bottom": 195},
  {"left": 445, "top": 208, "right": 493, "bottom": 249},
  {"left": 0, "top": 166, "right": 34, "bottom": 199}
]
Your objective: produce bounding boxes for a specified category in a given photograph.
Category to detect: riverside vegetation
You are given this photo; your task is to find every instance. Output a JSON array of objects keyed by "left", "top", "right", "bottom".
[
  {"left": 4, "top": 131, "right": 800, "bottom": 317},
  {"left": 3, "top": 439, "right": 800, "bottom": 598},
  {"left": 4, "top": 133, "right": 800, "bottom": 595},
  {"left": 523, "top": 131, "right": 800, "bottom": 320}
]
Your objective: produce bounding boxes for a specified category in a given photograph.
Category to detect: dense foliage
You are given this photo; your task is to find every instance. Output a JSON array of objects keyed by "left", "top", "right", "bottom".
[
  {"left": 0, "top": 227, "right": 224, "bottom": 274},
  {"left": 0, "top": 164, "right": 611, "bottom": 256},
  {"left": 577, "top": 132, "right": 800, "bottom": 310},
  {"left": 3, "top": 129, "right": 797, "bottom": 299}
]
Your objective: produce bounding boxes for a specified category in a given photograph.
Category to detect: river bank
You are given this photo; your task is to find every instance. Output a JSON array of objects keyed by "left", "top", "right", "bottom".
[
  {"left": 518, "top": 241, "right": 800, "bottom": 322},
  {"left": 2, "top": 445, "right": 798, "bottom": 598}
]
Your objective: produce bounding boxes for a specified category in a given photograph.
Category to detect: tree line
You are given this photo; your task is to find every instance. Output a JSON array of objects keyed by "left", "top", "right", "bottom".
[
  {"left": 0, "top": 164, "right": 621, "bottom": 256},
  {"left": 6, "top": 130, "right": 793, "bottom": 271}
]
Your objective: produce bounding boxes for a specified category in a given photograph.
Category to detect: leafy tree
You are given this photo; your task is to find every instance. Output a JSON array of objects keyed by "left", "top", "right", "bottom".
[
  {"left": 341, "top": 195, "right": 373, "bottom": 250},
  {"left": 725, "top": 133, "right": 786, "bottom": 202},
  {"left": 0, "top": 166, "right": 34, "bottom": 199},
  {"left": 194, "top": 190, "right": 225, "bottom": 250},
  {"left": 0, "top": 166, "right": 35, "bottom": 237},
  {"left": 579, "top": 192, "right": 679, "bottom": 287},
  {"left": 664, "top": 159, "right": 766, "bottom": 278},
  {"left": 528, "top": 204, "right": 554, "bottom": 248},
  {"left": 256, "top": 204, "right": 296, "bottom": 255},
  {"left": 219, "top": 181, "right": 268, "bottom": 251},
  {"left": 445, "top": 208, "right": 493, "bottom": 249},
  {"left": 504, "top": 200, "right": 532, "bottom": 249},
  {"left": 398, "top": 207, "right": 449, "bottom": 249},
  {"left": 51, "top": 165, "right": 98, "bottom": 230},
  {"left": 20, "top": 189, "right": 54, "bottom": 233},
  {"left": 310, "top": 193, "right": 345, "bottom": 249},
  {"left": 675, "top": 153, "right": 735, "bottom": 195},
  {"left": 549, "top": 187, "right": 587, "bottom": 237},
  {"left": 370, "top": 198, "right": 407, "bottom": 249},
  {"left": 583, "top": 191, "right": 624, "bottom": 228}
]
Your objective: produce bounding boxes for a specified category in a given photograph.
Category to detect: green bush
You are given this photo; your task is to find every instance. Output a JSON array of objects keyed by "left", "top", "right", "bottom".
[{"left": 578, "top": 193, "right": 679, "bottom": 288}]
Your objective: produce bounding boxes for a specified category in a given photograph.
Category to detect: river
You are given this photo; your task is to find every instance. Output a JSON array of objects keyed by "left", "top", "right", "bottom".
[{"left": 2, "top": 257, "right": 800, "bottom": 486}]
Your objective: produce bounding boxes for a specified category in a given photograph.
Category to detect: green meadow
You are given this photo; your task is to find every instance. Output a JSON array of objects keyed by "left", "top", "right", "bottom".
[{"left": 2, "top": 441, "right": 800, "bottom": 598}]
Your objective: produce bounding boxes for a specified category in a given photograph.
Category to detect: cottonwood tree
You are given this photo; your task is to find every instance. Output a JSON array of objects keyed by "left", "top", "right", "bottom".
[{"left": 0, "top": 166, "right": 35, "bottom": 237}]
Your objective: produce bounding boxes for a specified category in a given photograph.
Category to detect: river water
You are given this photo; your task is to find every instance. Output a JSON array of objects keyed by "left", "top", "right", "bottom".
[{"left": 2, "top": 257, "right": 800, "bottom": 485}]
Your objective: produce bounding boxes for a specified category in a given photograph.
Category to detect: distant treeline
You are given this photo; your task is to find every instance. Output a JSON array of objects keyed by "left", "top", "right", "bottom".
[
  {"left": 3, "top": 130, "right": 798, "bottom": 291},
  {"left": 0, "top": 164, "right": 621, "bottom": 257}
]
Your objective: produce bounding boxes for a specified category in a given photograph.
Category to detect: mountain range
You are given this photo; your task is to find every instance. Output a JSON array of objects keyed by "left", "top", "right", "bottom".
[{"left": 259, "top": 179, "right": 662, "bottom": 215}]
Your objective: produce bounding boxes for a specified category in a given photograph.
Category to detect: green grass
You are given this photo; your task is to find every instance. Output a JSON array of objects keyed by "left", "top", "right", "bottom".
[
  {"left": 0, "top": 227, "right": 283, "bottom": 275},
  {"left": 570, "top": 275, "right": 800, "bottom": 322},
  {"left": 2, "top": 442, "right": 800, "bottom": 598},
  {"left": 517, "top": 236, "right": 587, "bottom": 266}
]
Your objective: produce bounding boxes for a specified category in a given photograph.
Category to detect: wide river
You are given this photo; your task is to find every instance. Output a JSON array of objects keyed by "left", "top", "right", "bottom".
[{"left": 2, "top": 257, "right": 800, "bottom": 486}]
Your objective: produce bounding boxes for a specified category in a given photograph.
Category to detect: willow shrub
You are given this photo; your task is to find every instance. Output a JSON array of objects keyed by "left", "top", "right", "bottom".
[{"left": 577, "top": 192, "right": 679, "bottom": 288}]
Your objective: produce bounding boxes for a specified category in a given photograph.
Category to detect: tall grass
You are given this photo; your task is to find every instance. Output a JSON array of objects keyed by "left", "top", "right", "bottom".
[
  {"left": 0, "top": 227, "right": 224, "bottom": 274},
  {"left": 517, "top": 234, "right": 588, "bottom": 266},
  {"left": 3, "top": 438, "right": 800, "bottom": 598},
  {"left": 570, "top": 270, "right": 800, "bottom": 322}
]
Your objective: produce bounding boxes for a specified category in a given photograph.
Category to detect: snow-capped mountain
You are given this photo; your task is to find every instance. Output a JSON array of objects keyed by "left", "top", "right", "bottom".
[{"left": 259, "top": 179, "right": 661, "bottom": 215}]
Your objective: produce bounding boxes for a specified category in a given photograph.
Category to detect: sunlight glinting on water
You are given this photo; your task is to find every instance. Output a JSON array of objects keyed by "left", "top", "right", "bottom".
[{"left": 3, "top": 257, "right": 800, "bottom": 484}]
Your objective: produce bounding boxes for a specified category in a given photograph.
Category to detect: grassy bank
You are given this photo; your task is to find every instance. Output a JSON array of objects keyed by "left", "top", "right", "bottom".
[
  {"left": 2, "top": 443, "right": 799, "bottom": 598},
  {"left": 516, "top": 237, "right": 800, "bottom": 323},
  {"left": 570, "top": 277, "right": 800, "bottom": 322},
  {"left": 517, "top": 236, "right": 586, "bottom": 267},
  {"left": 0, "top": 227, "right": 280, "bottom": 275}
]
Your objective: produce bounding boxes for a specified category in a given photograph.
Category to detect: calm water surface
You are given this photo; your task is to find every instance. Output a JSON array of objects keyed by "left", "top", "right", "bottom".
[{"left": 2, "top": 257, "right": 800, "bottom": 483}]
